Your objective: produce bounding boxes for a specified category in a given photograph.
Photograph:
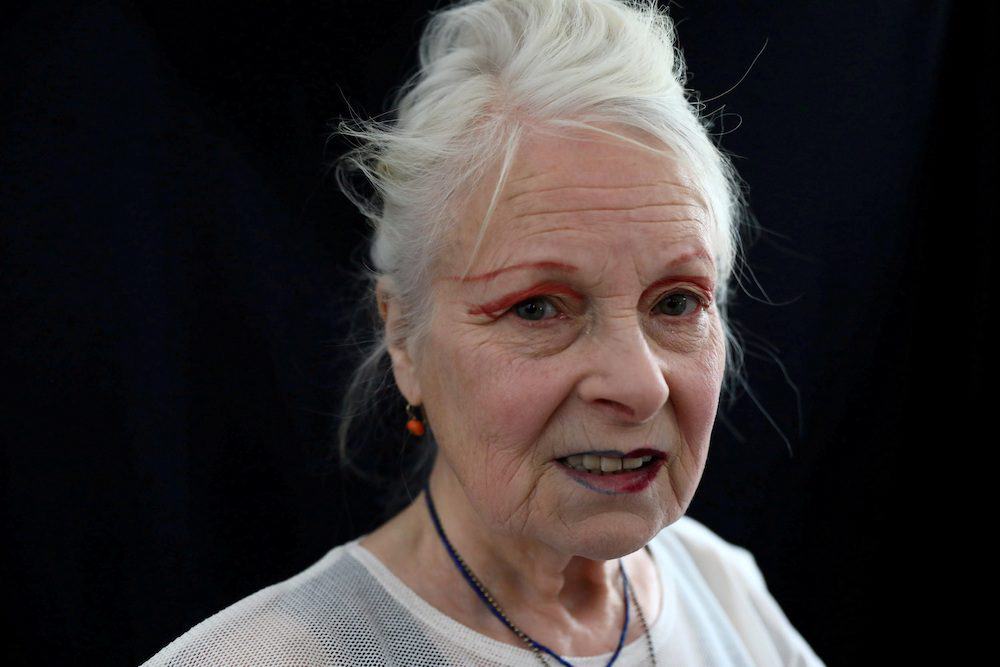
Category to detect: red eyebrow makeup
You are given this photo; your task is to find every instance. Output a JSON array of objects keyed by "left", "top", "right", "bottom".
[
  {"left": 447, "top": 248, "right": 711, "bottom": 285},
  {"left": 445, "top": 260, "right": 579, "bottom": 284}
]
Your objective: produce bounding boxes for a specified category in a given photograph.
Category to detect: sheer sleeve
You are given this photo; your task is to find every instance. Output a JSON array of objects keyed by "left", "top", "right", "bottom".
[
  {"left": 725, "top": 544, "right": 827, "bottom": 667},
  {"left": 669, "top": 516, "right": 827, "bottom": 667}
]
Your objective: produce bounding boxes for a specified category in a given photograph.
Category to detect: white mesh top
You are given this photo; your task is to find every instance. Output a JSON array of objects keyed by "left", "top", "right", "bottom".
[{"left": 141, "top": 515, "right": 825, "bottom": 666}]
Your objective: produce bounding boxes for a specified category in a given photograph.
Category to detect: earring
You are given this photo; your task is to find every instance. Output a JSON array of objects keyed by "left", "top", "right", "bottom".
[{"left": 405, "top": 403, "right": 425, "bottom": 437}]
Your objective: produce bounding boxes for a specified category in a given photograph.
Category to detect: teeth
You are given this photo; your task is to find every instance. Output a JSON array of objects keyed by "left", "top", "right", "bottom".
[
  {"left": 622, "top": 457, "right": 643, "bottom": 470},
  {"left": 562, "top": 454, "right": 656, "bottom": 474},
  {"left": 601, "top": 457, "right": 622, "bottom": 472}
]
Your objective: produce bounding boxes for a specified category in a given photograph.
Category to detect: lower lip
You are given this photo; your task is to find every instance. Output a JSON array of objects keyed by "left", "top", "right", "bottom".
[{"left": 557, "top": 457, "right": 667, "bottom": 494}]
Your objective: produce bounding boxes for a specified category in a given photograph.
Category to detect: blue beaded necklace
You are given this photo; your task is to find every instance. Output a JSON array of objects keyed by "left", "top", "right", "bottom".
[{"left": 423, "top": 481, "right": 656, "bottom": 666}]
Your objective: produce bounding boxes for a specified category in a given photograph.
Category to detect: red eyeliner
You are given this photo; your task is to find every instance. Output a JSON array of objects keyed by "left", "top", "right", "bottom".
[
  {"left": 469, "top": 277, "right": 713, "bottom": 320},
  {"left": 644, "top": 274, "right": 714, "bottom": 301},
  {"left": 468, "top": 281, "right": 584, "bottom": 318}
]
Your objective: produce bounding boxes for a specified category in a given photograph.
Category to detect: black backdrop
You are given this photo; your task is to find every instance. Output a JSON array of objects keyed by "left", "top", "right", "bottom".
[{"left": 2, "top": 1, "right": 991, "bottom": 665}]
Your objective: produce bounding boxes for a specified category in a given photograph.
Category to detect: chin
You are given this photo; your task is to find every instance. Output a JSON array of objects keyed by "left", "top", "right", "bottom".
[{"left": 563, "top": 522, "right": 659, "bottom": 561}]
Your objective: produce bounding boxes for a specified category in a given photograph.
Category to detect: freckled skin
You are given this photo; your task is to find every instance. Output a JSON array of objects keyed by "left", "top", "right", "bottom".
[{"left": 364, "top": 124, "right": 727, "bottom": 656}]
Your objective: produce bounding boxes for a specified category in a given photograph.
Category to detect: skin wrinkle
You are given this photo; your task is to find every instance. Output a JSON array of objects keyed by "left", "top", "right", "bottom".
[
  {"left": 511, "top": 225, "right": 606, "bottom": 243},
  {"left": 510, "top": 197, "right": 703, "bottom": 216},
  {"left": 503, "top": 179, "right": 704, "bottom": 207},
  {"left": 364, "top": 124, "right": 725, "bottom": 657},
  {"left": 507, "top": 206, "right": 708, "bottom": 228},
  {"left": 508, "top": 214, "right": 701, "bottom": 236}
]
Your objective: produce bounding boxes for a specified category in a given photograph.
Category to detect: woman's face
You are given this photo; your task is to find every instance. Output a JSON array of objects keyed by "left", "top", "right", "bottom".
[{"left": 398, "top": 126, "right": 726, "bottom": 559}]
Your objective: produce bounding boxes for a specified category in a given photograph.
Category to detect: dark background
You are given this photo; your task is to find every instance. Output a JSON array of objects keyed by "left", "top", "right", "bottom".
[{"left": 2, "top": 1, "right": 991, "bottom": 665}]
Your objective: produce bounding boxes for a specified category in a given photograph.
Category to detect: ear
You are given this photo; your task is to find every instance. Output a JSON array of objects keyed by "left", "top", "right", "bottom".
[{"left": 376, "top": 277, "right": 423, "bottom": 406}]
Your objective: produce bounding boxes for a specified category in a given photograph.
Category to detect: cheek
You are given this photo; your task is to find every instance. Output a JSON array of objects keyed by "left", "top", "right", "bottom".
[
  {"left": 426, "top": 327, "right": 568, "bottom": 461},
  {"left": 672, "top": 318, "right": 726, "bottom": 450},
  {"left": 484, "top": 357, "right": 570, "bottom": 456}
]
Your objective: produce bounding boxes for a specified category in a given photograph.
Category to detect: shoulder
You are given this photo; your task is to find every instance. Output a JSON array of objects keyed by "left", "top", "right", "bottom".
[
  {"left": 654, "top": 515, "right": 827, "bottom": 667},
  {"left": 140, "top": 542, "right": 384, "bottom": 667},
  {"left": 657, "top": 514, "right": 765, "bottom": 591}
]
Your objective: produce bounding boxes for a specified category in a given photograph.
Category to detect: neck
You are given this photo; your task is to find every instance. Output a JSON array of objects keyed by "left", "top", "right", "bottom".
[
  {"left": 419, "top": 460, "right": 627, "bottom": 627},
  {"left": 358, "top": 458, "right": 661, "bottom": 656}
]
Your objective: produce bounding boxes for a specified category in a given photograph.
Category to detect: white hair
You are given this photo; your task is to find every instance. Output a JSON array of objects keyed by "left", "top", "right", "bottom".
[{"left": 329, "top": 0, "right": 755, "bottom": 506}]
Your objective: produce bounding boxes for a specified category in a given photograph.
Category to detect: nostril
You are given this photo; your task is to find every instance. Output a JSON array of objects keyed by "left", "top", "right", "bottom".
[{"left": 594, "top": 398, "right": 635, "bottom": 419}]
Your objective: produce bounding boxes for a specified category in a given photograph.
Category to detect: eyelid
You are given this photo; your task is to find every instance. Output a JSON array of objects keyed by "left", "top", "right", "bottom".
[
  {"left": 507, "top": 295, "right": 566, "bottom": 323},
  {"left": 648, "top": 284, "right": 715, "bottom": 315},
  {"left": 655, "top": 285, "right": 711, "bottom": 305},
  {"left": 651, "top": 288, "right": 711, "bottom": 317},
  {"left": 502, "top": 286, "right": 710, "bottom": 325},
  {"left": 469, "top": 281, "right": 584, "bottom": 319}
]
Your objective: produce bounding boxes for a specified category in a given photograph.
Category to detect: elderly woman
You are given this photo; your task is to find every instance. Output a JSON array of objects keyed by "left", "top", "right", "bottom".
[{"left": 143, "top": 0, "right": 825, "bottom": 665}]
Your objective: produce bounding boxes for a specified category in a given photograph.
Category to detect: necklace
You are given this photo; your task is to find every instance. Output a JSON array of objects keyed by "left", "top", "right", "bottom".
[{"left": 423, "top": 482, "right": 657, "bottom": 666}]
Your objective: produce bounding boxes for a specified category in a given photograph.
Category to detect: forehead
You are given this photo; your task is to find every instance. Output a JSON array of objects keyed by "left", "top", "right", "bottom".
[{"left": 448, "top": 125, "right": 713, "bottom": 273}]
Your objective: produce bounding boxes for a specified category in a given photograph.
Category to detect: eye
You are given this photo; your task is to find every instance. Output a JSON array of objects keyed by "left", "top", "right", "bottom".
[
  {"left": 501, "top": 291, "right": 704, "bottom": 324},
  {"left": 512, "top": 296, "right": 560, "bottom": 322},
  {"left": 653, "top": 291, "right": 703, "bottom": 317}
]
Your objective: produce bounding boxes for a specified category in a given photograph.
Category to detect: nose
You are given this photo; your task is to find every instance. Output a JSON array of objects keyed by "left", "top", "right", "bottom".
[{"left": 575, "top": 317, "right": 670, "bottom": 425}]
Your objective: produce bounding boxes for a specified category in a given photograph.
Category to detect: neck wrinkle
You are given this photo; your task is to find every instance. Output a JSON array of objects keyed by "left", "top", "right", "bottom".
[{"left": 420, "top": 463, "right": 627, "bottom": 624}]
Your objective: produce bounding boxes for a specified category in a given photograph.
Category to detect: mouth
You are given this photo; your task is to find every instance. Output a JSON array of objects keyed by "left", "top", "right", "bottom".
[{"left": 554, "top": 448, "right": 666, "bottom": 475}]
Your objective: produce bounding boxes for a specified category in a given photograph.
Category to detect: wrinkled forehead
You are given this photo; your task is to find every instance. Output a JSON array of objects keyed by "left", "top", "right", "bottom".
[
  {"left": 442, "top": 125, "right": 713, "bottom": 277},
  {"left": 507, "top": 125, "right": 703, "bottom": 195}
]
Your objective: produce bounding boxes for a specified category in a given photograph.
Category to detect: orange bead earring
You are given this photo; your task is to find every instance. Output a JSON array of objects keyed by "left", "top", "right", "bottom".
[{"left": 405, "top": 403, "right": 425, "bottom": 437}]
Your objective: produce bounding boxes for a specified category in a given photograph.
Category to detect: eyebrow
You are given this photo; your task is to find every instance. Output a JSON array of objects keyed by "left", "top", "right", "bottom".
[
  {"left": 445, "top": 260, "right": 579, "bottom": 283},
  {"left": 445, "top": 248, "right": 713, "bottom": 284}
]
